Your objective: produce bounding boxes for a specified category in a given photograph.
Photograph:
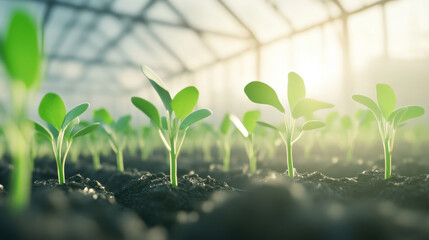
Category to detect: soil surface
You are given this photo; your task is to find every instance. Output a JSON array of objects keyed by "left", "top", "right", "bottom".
[{"left": 1, "top": 143, "right": 429, "bottom": 240}]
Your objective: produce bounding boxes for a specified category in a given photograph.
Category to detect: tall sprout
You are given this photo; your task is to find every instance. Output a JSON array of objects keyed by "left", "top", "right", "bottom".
[
  {"left": 0, "top": 10, "right": 42, "bottom": 211},
  {"left": 244, "top": 72, "right": 333, "bottom": 178},
  {"left": 352, "top": 84, "right": 424, "bottom": 179},
  {"left": 132, "top": 66, "right": 212, "bottom": 187}
]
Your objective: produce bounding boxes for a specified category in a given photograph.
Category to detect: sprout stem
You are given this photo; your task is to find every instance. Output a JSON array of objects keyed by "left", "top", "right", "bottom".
[
  {"left": 384, "top": 139, "right": 391, "bottom": 179},
  {"left": 286, "top": 142, "right": 294, "bottom": 178}
]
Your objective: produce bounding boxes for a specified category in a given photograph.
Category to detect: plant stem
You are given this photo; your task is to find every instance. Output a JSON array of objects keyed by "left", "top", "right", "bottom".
[
  {"left": 286, "top": 142, "right": 294, "bottom": 178},
  {"left": 93, "top": 152, "right": 100, "bottom": 170},
  {"left": 384, "top": 139, "right": 391, "bottom": 179},
  {"left": 169, "top": 141, "right": 178, "bottom": 187},
  {"left": 223, "top": 142, "right": 231, "bottom": 172},
  {"left": 116, "top": 148, "right": 124, "bottom": 172}
]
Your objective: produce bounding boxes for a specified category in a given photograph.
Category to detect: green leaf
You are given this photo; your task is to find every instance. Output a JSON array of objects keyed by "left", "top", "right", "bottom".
[
  {"left": 292, "top": 98, "right": 334, "bottom": 119},
  {"left": 256, "top": 121, "right": 279, "bottom": 131},
  {"left": 47, "top": 123, "right": 59, "bottom": 141},
  {"left": 64, "top": 117, "right": 80, "bottom": 141},
  {"left": 220, "top": 113, "right": 231, "bottom": 135},
  {"left": 288, "top": 72, "right": 306, "bottom": 109},
  {"left": 33, "top": 122, "right": 52, "bottom": 141},
  {"left": 179, "top": 109, "right": 212, "bottom": 130},
  {"left": 161, "top": 116, "right": 168, "bottom": 130},
  {"left": 242, "top": 110, "right": 261, "bottom": 134},
  {"left": 351, "top": 95, "right": 382, "bottom": 120},
  {"left": 63, "top": 103, "right": 89, "bottom": 128},
  {"left": 229, "top": 114, "right": 249, "bottom": 138},
  {"left": 131, "top": 97, "right": 161, "bottom": 129},
  {"left": 72, "top": 123, "right": 100, "bottom": 139},
  {"left": 171, "top": 86, "right": 199, "bottom": 119},
  {"left": 2, "top": 10, "right": 41, "bottom": 89},
  {"left": 392, "top": 106, "right": 424, "bottom": 123},
  {"left": 114, "top": 115, "right": 131, "bottom": 132},
  {"left": 356, "top": 109, "right": 375, "bottom": 127},
  {"left": 244, "top": 81, "right": 285, "bottom": 113},
  {"left": 392, "top": 108, "right": 407, "bottom": 128},
  {"left": 376, "top": 84, "right": 396, "bottom": 119},
  {"left": 141, "top": 65, "right": 172, "bottom": 113},
  {"left": 302, "top": 120, "right": 326, "bottom": 131},
  {"left": 93, "top": 108, "right": 114, "bottom": 125},
  {"left": 38, "top": 93, "right": 66, "bottom": 131},
  {"left": 340, "top": 116, "right": 353, "bottom": 131}
]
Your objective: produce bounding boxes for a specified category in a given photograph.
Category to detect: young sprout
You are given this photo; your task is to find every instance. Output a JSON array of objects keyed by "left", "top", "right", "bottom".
[
  {"left": 340, "top": 110, "right": 376, "bottom": 162},
  {"left": 80, "top": 120, "right": 105, "bottom": 170},
  {"left": 352, "top": 84, "right": 424, "bottom": 179},
  {"left": 219, "top": 113, "right": 232, "bottom": 171},
  {"left": 93, "top": 108, "right": 131, "bottom": 172},
  {"left": 230, "top": 110, "right": 261, "bottom": 174},
  {"left": 33, "top": 93, "right": 99, "bottom": 184},
  {"left": 1, "top": 10, "right": 42, "bottom": 211},
  {"left": 132, "top": 65, "right": 212, "bottom": 187},
  {"left": 244, "top": 72, "right": 334, "bottom": 178},
  {"left": 138, "top": 126, "right": 154, "bottom": 160}
]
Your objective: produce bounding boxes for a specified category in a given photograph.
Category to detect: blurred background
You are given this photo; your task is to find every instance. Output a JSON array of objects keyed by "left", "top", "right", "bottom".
[{"left": 0, "top": 0, "right": 428, "bottom": 124}]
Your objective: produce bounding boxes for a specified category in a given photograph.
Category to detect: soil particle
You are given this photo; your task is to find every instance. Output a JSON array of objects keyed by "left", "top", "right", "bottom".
[{"left": 115, "top": 172, "right": 233, "bottom": 227}]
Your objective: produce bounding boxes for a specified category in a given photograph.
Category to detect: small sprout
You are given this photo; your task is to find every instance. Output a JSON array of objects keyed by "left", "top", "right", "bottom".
[
  {"left": 34, "top": 93, "right": 99, "bottom": 184},
  {"left": 94, "top": 108, "right": 131, "bottom": 172},
  {"left": 352, "top": 84, "right": 424, "bottom": 179},
  {"left": 230, "top": 110, "right": 261, "bottom": 174},
  {"left": 244, "top": 72, "right": 333, "bottom": 178},
  {"left": 132, "top": 65, "right": 212, "bottom": 187}
]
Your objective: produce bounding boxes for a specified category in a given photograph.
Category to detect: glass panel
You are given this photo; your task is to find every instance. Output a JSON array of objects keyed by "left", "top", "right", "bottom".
[
  {"left": 151, "top": 24, "right": 217, "bottom": 70},
  {"left": 112, "top": 0, "right": 150, "bottom": 15},
  {"left": 133, "top": 23, "right": 183, "bottom": 73},
  {"left": 169, "top": 0, "right": 249, "bottom": 37},
  {"left": 338, "top": 0, "right": 364, "bottom": 12},
  {"left": 349, "top": 6, "right": 383, "bottom": 71},
  {"left": 203, "top": 34, "right": 251, "bottom": 59},
  {"left": 274, "top": 0, "right": 330, "bottom": 29},
  {"left": 222, "top": 0, "right": 291, "bottom": 43},
  {"left": 146, "top": 0, "right": 182, "bottom": 24}
]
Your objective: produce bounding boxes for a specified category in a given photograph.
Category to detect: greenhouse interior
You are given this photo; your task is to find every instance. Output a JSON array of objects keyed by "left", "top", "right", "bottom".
[{"left": 0, "top": 0, "right": 429, "bottom": 239}]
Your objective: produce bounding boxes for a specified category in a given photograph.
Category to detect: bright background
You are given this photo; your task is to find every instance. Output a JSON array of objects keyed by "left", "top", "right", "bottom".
[{"left": 1, "top": 0, "right": 428, "bottom": 124}]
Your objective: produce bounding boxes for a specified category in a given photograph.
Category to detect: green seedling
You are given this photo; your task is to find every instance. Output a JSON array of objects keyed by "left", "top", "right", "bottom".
[
  {"left": 352, "top": 84, "right": 424, "bottom": 179},
  {"left": 1, "top": 10, "right": 42, "bottom": 211},
  {"left": 244, "top": 72, "right": 334, "bottom": 178},
  {"left": 94, "top": 108, "right": 131, "bottom": 172},
  {"left": 340, "top": 110, "right": 376, "bottom": 162},
  {"left": 138, "top": 126, "right": 154, "bottom": 160},
  {"left": 33, "top": 93, "right": 99, "bottom": 184},
  {"left": 132, "top": 65, "right": 212, "bottom": 187},
  {"left": 219, "top": 113, "right": 232, "bottom": 171},
  {"left": 80, "top": 120, "right": 106, "bottom": 169},
  {"left": 230, "top": 110, "right": 261, "bottom": 174}
]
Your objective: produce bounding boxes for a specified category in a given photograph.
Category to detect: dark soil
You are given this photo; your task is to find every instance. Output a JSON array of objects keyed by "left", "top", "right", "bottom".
[{"left": 0, "top": 144, "right": 429, "bottom": 240}]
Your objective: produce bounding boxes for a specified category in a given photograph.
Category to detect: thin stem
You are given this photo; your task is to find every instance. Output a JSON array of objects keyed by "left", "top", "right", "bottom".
[
  {"left": 286, "top": 141, "right": 294, "bottom": 178},
  {"left": 169, "top": 134, "right": 178, "bottom": 187},
  {"left": 116, "top": 148, "right": 124, "bottom": 172},
  {"left": 223, "top": 137, "right": 231, "bottom": 172},
  {"left": 384, "top": 138, "right": 391, "bottom": 179}
]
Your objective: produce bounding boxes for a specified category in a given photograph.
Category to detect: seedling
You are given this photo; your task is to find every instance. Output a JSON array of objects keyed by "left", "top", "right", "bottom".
[
  {"left": 230, "top": 110, "right": 261, "bottom": 174},
  {"left": 219, "top": 113, "right": 232, "bottom": 171},
  {"left": 1, "top": 10, "right": 42, "bottom": 211},
  {"left": 94, "top": 108, "right": 131, "bottom": 172},
  {"left": 34, "top": 93, "right": 99, "bottom": 184},
  {"left": 132, "top": 65, "right": 212, "bottom": 187},
  {"left": 352, "top": 84, "right": 424, "bottom": 179},
  {"left": 244, "top": 72, "right": 334, "bottom": 178}
]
